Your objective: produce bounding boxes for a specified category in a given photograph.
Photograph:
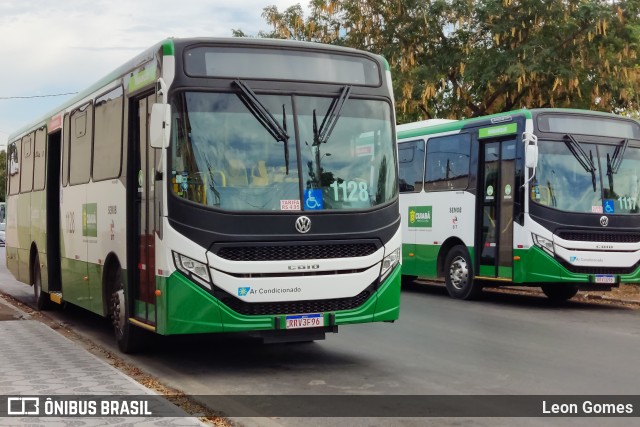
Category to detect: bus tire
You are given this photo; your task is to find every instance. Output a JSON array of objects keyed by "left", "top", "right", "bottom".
[
  {"left": 33, "top": 254, "right": 52, "bottom": 310},
  {"left": 444, "top": 245, "right": 482, "bottom": 300},
  {"left": 541, "top": 285, "right": 579, "bottom": 302},
  {"left": 111, "top": 269, "right": 146, "bottom": 353}
]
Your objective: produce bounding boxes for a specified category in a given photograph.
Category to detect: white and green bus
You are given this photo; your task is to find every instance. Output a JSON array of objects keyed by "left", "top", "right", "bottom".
[
  {"left": 6, "top": 37, "right": 401, "bottom": 352},
  {"left": 398, "top": 109, "right": 640, "bottom": 301}
]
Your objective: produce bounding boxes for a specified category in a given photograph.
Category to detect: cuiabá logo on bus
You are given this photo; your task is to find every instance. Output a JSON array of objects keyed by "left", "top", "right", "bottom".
[
  {"left": 408, "top": 206, "right": 432, "bottom": 228},
  {"left": 82, "top": 203, "right": 98, "bottom": 237}
]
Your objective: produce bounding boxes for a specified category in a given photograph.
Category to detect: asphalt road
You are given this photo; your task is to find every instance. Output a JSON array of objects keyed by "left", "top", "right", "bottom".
[{"left": 1, "top": 247, "right": 638, "bottom": 427}]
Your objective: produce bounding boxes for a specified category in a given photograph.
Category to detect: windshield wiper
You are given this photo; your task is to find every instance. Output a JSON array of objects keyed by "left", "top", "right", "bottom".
[
  {"left": 204, "top": 154, "right": 221, "bottom": 207},
  {"left": 565, "top": 134, "right": 597, "bottom": 192},
  {"left": 232, "top": 80, "right": 291, "bottom": 173},
  {"left": 610, "top": 138, "right": 629, "bottom": 174},
  {"left": 606, "top": 153, "right": 614, "bottom": 193},
  {"left": 606, "top": 138, "right": 629, "bottom": 193},
  {"left": 313, "top": 85, "right": 352, "bottom": 147}
]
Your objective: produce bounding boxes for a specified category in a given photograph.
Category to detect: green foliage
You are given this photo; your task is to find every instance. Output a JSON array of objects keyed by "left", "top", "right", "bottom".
[{"left": 239, "top": 0, "right": 640, "bottom": 123}]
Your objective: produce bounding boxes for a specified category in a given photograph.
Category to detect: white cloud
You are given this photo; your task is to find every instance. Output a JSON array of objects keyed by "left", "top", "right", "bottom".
[{"left": 0, "top": 0, "right": 309, "bottom": 146}]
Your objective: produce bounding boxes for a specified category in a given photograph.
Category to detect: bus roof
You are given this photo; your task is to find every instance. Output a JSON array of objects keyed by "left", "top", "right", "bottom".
[
  {"left": 396, "top": 119, "right": 457, "bottom": 133},
  {"left": 8, "top": 39, "right": 168, "bottom": 141},
  {"left": 9, "top": 37, "right": 391, "bottom": 142},
  {"left": 396, "top": 108, "right": 640, "bottom": 141},
  {"left": 397, "top": 109, "right": 533, "bottom": 140}
]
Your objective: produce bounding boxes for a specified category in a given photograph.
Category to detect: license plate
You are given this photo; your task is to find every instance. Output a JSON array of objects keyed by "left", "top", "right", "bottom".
[
  {"left": 594, "top": 274, "right": 616, "bottom": 284},
  {"left": 285, "top": 313, "right": 324, "bottom": 329}
]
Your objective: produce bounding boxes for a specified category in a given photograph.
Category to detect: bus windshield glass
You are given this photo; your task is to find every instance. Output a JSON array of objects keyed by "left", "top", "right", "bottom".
[
  {"left": 533, "top": 139, "right": 640, "bottom": 214},
  {"left": 170, "top": 91, "right": 397, "bottom": 212}
]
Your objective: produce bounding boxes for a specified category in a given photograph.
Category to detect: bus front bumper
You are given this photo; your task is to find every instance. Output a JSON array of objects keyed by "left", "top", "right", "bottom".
[
  {"left": 513, "top": 246, "right": 640, "bottom": 286},
  {"left": 154, "top": 266, "right": 401, "bottom": 335}
]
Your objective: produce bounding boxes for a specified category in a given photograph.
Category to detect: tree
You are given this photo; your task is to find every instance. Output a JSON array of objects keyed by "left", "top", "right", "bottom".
[{"left": 238, "top": 0, "right": 640, "bottom": 122}]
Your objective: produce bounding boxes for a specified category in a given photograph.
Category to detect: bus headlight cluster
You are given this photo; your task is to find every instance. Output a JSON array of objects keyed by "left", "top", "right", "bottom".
[
  {"left": 172, "top": 251, "right": 212, "bottom": 289},
  {"left": 532, "top": 234, "right": 554, "bottom": 256},
  {"left": 380, "top": 247, "right": 400, "bottom": 281}
]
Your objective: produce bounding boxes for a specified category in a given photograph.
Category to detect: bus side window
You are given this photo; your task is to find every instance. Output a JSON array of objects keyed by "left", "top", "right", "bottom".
[
  {"left": 20, "top": 133, "right": 34, "bottom": 193},
  {"left": 69, "top": 103, "right": 93, "bottom": 185},
  {"left": 33, "top": 128, "right": 47, "bottom": 191},
  {"left": 93, "top": 86, "right": 124, "bottom": 181},
  {"left": 8, "top": 141, "right": 21, "bottom": 195},
  {"left": 398, "top": 140, "right": 425, "bottom": 192},
  {"left": 425, "top": 133, "right": 471, "bottom": 191}
]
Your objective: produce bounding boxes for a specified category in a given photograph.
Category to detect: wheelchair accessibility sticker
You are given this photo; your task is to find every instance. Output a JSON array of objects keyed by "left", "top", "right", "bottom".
[
  {"left": 304, "top": 189, "right": 324, "bottom": 210},
  {"left": 604, "top": 199, "right": 615, "bottom": 214}
]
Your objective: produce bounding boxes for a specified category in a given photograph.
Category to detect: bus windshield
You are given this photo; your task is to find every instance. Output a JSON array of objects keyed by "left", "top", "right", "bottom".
[
  {"left": 533, "top": 139, "right": 640, "bottom": 214},
  {"left": 170, "top": 91, "right": 397, "bottom": 211}
]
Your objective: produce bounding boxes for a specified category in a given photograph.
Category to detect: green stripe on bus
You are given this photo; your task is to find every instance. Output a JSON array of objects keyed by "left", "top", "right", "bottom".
[
  {"left": 162, "top": 39, "right": 175, "bottom": 56},
  {"left": 397, "top": 109, "right": 532, "bottom": 141},
  {"left": 478, "top": 123, "right": 518, "bottom": 139},
  {"left": 128, "top": 62, "right": 158, "bottom": 93},
  {"left": 157, "top": 268, "right": 401, "bottom": 335},
  {"left": 378, "top": 55, "right": 391, "bottom": 71}
]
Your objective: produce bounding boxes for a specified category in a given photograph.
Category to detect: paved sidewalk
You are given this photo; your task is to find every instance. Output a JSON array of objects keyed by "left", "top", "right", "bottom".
[{"left": 0, "top": 298, "right": 207, "bottom": 426}]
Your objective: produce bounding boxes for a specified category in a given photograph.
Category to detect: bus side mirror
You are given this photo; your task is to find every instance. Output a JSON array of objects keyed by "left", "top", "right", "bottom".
[
  {"left": 525, "top": 144, "right": 538, "bottom": 169},
  {"left": 150, "top": 103, "right": 171, "bottom": 149}
]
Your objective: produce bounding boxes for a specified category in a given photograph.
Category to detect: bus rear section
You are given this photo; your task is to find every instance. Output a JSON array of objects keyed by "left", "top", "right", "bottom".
[{"left": 398, "top": 109, "right": 640, "bottom": 301}]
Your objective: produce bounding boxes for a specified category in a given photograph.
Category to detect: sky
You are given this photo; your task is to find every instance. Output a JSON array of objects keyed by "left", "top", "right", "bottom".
[{"left": 0, "top": 0, "right": 309, "bottom": 148}]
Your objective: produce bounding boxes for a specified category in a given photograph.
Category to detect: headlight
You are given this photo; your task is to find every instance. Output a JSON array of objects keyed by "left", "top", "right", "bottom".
[
  {"left": 380, "top": 247, "right": 400, "bottom": 281},
  {"left": 172, "top": 251, "right": 212, "bottom": 289},
  {"left": 532, "top": 233, "right": 554, "bottom": 256}
]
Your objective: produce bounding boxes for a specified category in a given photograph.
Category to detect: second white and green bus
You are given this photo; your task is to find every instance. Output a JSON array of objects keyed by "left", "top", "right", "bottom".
[{"left": 398, "top": 109, "right": 640, "bottom": 300}]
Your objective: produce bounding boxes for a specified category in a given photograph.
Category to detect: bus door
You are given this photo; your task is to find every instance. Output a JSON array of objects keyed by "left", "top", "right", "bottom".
[
  {"left": 477, "top": 131, "right": 517, "bottom": 280},
  {"left": 398, "top": 139, "right": 426, "bottom": 277},
  {"left": 131, "top": 93, "right": 159, "bottom": 324}
]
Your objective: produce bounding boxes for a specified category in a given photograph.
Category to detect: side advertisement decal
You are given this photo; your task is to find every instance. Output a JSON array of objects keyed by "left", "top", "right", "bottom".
[
  {"left": 408, "top": 206, "right": 432, "bottom": 228},
  {"left": 82, "top": 203, "right": 98, "bottom": 238}
]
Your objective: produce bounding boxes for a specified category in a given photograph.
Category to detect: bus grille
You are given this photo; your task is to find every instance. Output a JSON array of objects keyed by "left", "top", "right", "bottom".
[
  {"left": 216, "top": 243, "right": 378, "bottom": 261},
  {"left": 557, "top": 231, "right": 640, "bottom": 243},
  {"left": 213, "top": 284, "right": 375, "bottom": 316}
]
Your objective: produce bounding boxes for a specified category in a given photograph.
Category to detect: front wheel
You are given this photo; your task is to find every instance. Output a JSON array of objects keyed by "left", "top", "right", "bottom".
[
  {"left": 444, "top": 245, "right": 482, "bottom": 300},
  {"left": 111, "top": 269, "right": 146, "bottom": 353},
  {"left": 541, "top": 285, "right": 579, "bottom": 302},
  {"left": 33, "top": 254, "right": 52, "bottom": 310}
]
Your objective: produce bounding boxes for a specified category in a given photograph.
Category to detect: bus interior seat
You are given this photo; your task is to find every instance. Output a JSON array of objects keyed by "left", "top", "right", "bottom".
[
  {"left": 535, "top": 185, "right": 552, "bottom": 206},
  {"left": 251, "top": 160, "right": 269, "bottom": 186},
  {"left": 226, "top": 158, "right": 249, "bottom": 186}
]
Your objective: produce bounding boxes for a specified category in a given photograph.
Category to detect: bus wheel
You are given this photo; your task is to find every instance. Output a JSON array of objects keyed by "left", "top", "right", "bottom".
[
  {"left": 444, "top": 245, "right": 482, "bottom": 300},
  {"left": 33, "top": 254, "right": 51, "bottom": 310},
  {"left": 110, "top": 271, "right": 145, "bottom": 353},
  {"left": 541, "top": 285, "right": 579, "bottom": 302}
]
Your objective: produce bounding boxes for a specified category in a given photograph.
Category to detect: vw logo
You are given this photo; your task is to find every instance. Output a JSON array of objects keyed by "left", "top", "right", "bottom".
[
  {"left": 295, "top": 216, "right": 312, "bottom": 234},
  {"left": 600, "top": 216, "right": 609, "bottom": 227}
]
